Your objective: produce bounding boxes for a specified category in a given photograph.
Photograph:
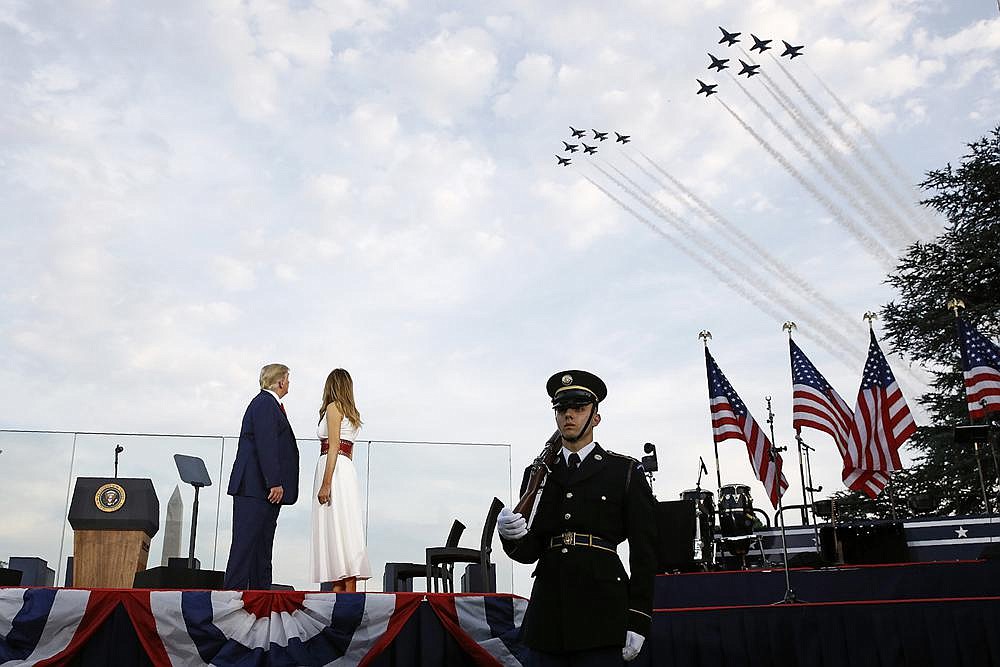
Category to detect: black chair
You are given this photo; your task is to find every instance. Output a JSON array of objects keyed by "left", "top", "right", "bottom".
[
  {"left": 382, "top": 519, "right": 465, "bottom": 592},
  {"left": 426, "top": 497, "right": 504, "bottom": 593}
]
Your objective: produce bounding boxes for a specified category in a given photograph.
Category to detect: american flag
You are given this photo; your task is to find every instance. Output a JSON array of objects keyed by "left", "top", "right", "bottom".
[
  {"left": 790, "top": 338, "right": 889, "bottom": 498},
  {"left": 957, "top": 316, "right": 1000, "bottom": 420},
  {"left": 705, "top": 347, "right": 788, "bottom": 508},
  {"left": 848, "top": 330, "right": 916, "bottom": 488}
]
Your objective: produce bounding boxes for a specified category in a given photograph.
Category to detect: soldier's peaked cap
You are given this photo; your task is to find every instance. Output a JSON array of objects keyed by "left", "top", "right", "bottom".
[{"left": 547, "top": 370, "right": 607, "bottom": 408}]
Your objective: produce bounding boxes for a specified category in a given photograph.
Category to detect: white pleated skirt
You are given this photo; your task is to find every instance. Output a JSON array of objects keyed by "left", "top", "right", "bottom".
[{"left": 309, "top": 453, "right": 372, "bottom": 583}]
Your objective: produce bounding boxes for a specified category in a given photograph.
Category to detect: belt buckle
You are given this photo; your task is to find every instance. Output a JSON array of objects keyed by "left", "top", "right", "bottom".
[{"left": 562, "top": 531, "right": 575, "bottom": 546}]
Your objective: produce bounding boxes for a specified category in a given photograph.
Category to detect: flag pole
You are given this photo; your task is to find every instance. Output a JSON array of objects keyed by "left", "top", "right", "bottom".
[
  {"left": 865, "top": 311, "right": 900, "bottom": 522},
  {"left": 948, "top": 298, "right": 994, "bottom": 514},
  {"left": 784, "top": 322, "right": 809, "bottom": 524},
  {"left": 700, "top": 330, "right": 723, "bottom": 494},
  {"left": 765, "top": 395, "right": 799, "bottom": 604}
]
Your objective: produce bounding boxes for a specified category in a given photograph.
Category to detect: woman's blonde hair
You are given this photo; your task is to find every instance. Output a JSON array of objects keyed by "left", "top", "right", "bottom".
[{"left": 320, "top": 368, "right": 362, "bottom": 428}]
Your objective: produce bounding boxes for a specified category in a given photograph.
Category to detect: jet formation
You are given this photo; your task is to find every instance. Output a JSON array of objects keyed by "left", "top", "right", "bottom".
[
  {"left": 699, "top": 27, "right": 805, "bottom": 97},
  {"left": 556, "top": 126, "right": 631, "bottom": 165}
]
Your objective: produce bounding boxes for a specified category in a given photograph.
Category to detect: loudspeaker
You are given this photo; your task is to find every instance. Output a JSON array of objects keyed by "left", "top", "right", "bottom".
[
  {"left": 820, "top": 522, "right": 908, "bottom": 564},
  {"left": 654, "top": 500, "right": 697, "bottom": 572},
  {"left": 7, "top": 557, "right": 54, "bottom": 586},
  {"left": 461, "top": 563, "right": 496, "bottom": 593},
  {"left": 133, "top": 566, "right": 224, "bottom": 590},
  {"left": 0, "top": 568, "right": 22, "bottom": 585}
]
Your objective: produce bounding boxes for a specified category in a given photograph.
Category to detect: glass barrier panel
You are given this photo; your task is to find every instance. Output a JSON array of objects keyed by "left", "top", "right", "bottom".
[
  {"left": 364, "top": 441, "right": 513, "bottom": 594},
  {"left": 0, "top": 431, "right": 76, "bottom": 581},
  {"left": 59, "top": 434, "right": 226, "bottom": 583}
]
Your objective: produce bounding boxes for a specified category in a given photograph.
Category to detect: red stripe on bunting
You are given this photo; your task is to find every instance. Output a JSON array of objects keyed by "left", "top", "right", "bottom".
[
  {"left": 425, "top": 593, "right": 504, "bottom": 667},
  {"left": 34, "top": 590, "right": 121, "bottom": 667},
  {"left": 358, "top": 593, "right": 424, "bottom": 667},
  {"left": 119, "top": 590, "right": 172, "bottom": 667}
]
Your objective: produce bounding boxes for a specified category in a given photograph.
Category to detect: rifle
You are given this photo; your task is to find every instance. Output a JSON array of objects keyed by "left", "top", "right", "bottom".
[{"left": 512, "top": 430, "right": 562, "bottom": 531}]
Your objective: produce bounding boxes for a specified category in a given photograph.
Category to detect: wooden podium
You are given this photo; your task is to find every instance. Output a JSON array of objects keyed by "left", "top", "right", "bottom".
[{"left": 68, "top": 478, "right": 159, "bottom": 588}]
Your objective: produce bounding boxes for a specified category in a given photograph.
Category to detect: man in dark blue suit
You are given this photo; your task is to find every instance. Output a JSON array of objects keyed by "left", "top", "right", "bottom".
[{"left": 224, "top": 363, "right": 300, "bottom": 590}]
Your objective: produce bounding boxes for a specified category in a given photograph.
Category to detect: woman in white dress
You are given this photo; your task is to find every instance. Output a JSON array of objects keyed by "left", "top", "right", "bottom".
[{"left": 310, "top": 368, "right": 372, "bottom": 591}]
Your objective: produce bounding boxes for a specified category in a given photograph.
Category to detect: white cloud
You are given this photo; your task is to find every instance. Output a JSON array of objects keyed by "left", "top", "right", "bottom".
[
  {"left": 494, "top": 53, "right": 555, "bottom": 119},
  {"left": 397, "top": 27, "right": 498, "bottom": 124},
  {"left": 915, "top": 18, "right": 1000, "bottom": 56},
  {"left": 213, "top": 256, "right": 257, "bottom": 291}
]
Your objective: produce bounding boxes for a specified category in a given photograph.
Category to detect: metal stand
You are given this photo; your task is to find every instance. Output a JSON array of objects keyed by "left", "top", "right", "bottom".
[
  {"left": 975, "top": 442, "right": 992, "bottom": 515},
  {"left": 692, "top": 457, "right": 710, "bottom": 566},
  {"left": 173, "top": 454, "right": 213, "bottom": 570},
  {"left": 954, "top": 424, "right": 997, "bottom": 515},
  {"left": 641, "top": 443, "right": 658, "bottom": 496},
  {"left": 113, "top": 445, "right": 124, "bottom": 478},
  {"left": 798, "top": 433, "right": 822, "bottom": 553},
  {"left": 766, "top": 397, "right": 800, "bottom": 604},
  {"left": 795, "top": 428, "right": 809, "bottom": 524}
]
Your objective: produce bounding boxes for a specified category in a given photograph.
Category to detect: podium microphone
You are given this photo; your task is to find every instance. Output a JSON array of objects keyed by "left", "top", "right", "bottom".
[{"left": 114, "top": 445, "right": 124, "bottom": 478}]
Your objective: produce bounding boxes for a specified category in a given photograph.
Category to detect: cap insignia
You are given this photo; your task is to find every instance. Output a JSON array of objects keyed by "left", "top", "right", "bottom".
[{"left": 561, "top": 374, "right": 573, "bottom": 386}]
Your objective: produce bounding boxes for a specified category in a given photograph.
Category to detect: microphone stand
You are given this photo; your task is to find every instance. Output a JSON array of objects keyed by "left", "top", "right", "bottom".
[
  {"left": 692, "top": 457, "right": 709, "bottom": 566},
  {"left": 765, "top": 396, "right": 799, "bottom": 604},
  {"left": 799, "top": 434, "right": 822, "bottom": 553},
  {"left": 114, "top": 445, "right": 124, "bottom": 478}
]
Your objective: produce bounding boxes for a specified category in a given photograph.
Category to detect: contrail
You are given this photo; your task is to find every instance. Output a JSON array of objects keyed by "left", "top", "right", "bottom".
[
  {"left": 766, "top": 54, "right": 926, "bottom": 242},
  {"left": 804, "top": 61, "right": 940, "bottom": 235},
  {"left": 593, "top": 159, "right": 868, "bottom": 365},
  {"left": 582, "top": 169, "right": 860, "bottom": 367},
  {"left": 715, "top": 97, "right": 895, "bottom": 268},
  {"left": 629, "top": 149, "right": 859, "bottom": 328},
  {"left": 734, "top": 75, "right": 913, "bottom": 246},
  {"left": 730, "top": 74, "right": 910, "bottom": 250},
  {"left": 745, "top": 64, "right": 917, "bottom": 248}
]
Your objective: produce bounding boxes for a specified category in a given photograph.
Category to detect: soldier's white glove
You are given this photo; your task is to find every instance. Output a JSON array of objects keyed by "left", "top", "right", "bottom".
[
  {"left": 622, "top": 631, "right": 644, "bottom": 661},
  {"left": 497, "top": 507, "right": 527, "bottom": 540}
]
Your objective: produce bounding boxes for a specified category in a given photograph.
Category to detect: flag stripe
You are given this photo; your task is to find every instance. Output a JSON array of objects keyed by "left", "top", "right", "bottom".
[{"left": 706, "top": 348, "right": 787, "bottom": 508}]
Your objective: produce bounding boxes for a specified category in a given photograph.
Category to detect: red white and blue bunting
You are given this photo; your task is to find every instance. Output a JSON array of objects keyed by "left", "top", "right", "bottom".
[{"left": 0, "top": 588, "right": 527, "bottom": 666}]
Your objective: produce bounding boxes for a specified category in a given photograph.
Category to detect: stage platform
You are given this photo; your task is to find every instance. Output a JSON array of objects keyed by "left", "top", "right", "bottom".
[
  {"left": 648, "top": 559, "right": 1000, "bottom": 667},
  {"left": 3, "top": 561, "right": 999, "bottom": 665}
]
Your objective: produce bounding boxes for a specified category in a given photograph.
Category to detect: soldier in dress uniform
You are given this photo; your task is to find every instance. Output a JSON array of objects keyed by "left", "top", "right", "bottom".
[{"left": 498, "top": 370, "right": 657, "bottom": 665}]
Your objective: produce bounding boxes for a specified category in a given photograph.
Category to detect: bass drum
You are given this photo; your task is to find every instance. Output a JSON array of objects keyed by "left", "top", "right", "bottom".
[{"left": 718, "top": 483, "right": 755, "bottom": 538}]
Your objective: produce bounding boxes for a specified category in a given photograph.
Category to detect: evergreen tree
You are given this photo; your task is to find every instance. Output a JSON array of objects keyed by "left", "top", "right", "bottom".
[{"left": 832, "top": 125, "right": 1000, "bottom": 520}]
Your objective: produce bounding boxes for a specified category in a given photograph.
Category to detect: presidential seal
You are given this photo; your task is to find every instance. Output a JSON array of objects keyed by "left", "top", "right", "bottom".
[{"left": 95, "top": 483, "right": 126, "bottom": 513}]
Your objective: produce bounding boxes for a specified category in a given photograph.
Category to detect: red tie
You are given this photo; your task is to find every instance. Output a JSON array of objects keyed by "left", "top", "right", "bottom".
[{"left": 279, "top": 403, "right": 286, "bottom": 415}]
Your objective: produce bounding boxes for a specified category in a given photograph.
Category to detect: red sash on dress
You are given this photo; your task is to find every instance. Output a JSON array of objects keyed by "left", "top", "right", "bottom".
[{"left": 319, "top": 438, "right": 354, "bottom": 459}]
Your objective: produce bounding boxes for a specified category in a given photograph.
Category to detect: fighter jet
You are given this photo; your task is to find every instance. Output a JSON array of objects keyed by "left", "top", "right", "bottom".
[
  {"left": 569, "top": 126, "right": 586, "bottom": 138},
  {"left": 718, "top": 27, "right": 741, "bottom": 46},
  {"left": 708, "top": 53, "right": 730, "bottom": 72},
  {"left": 750, "top": 34, "right": 772, "bottom": 53},
  {"left": 781, "top": 41, "right": 804, "bottom": 59},
  {"left": 582, "top": 144, "right": 598, "bottom": 154},
  {"left": 562, "top": 141, "right": 579, "bottom": 153},
  {"left": 696, "top": 79, "right": 718, "bottom": 96},
  {"left": 615, "top": 132, "right": 631, "bottom": 144},
  {"left": 738, "top": 60, "right": 760, "bottom": 77},
  {"left": 592, "top": 130, "right": 608, "bottom": 141},
  {"left": 556, "top": 155, "right": 571, "bottom": 166}
]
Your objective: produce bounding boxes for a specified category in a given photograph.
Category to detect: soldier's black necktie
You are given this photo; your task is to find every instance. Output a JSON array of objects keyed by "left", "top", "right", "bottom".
[{"left": 568, "top": 452, "right": 581, "bottom": 472}]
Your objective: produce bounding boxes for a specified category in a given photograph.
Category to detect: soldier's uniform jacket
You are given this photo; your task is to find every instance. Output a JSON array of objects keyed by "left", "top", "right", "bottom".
[{"left": 500, "top": 443, "right": 657, "bottom": 653}]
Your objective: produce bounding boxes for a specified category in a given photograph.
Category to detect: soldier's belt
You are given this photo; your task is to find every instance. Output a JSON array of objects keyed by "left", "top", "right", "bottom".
[{"left": 548, "top": 532, "right": 616, "bottom": 552}]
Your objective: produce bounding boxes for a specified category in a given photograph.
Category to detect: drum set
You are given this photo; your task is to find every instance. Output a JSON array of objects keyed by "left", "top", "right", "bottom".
[{"left": 679, "top": 482, "right": 766, "bottom": 570}]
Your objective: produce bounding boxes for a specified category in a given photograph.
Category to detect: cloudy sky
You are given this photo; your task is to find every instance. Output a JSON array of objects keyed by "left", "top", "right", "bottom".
[{"left": 1, "top": 0, "right": 998, "bottom": 593}]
